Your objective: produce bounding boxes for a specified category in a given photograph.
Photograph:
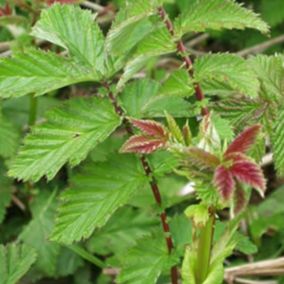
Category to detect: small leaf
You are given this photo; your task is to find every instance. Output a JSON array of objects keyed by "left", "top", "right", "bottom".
[
  {"left": 225, "top": 124, "right": 261, "bottom": 155},
  {"left": 131, "top": 119, "right": 168, "bottom": 138},
  {"left": 231, "top": 159, "right": 266, "bottom": 197},
  {"left": 182, "top": 121, "right": 192, "bottom": 146},
  {"left": 165, "top": 112, "right": 184, "bottom": 144},
  {"left": 0, "top": 243, "right": 37, "bottom": 284},
  {"left": 120, "top": 135, "right": 167, "bottom": 154},
  {"left": 214, "top": 165, "right": 235, "bottom": 200},
  {"left": 187, "top": 147, "right": 220, "bottom": 169},
  {"left": 185, "top": 204, "right": 209, "bottom": 227}
]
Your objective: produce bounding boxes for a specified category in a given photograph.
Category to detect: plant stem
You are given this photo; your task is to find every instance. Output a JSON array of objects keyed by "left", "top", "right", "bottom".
[
  {"left": 195, "top": 212, "right": 215, "bottom": 283},
  {"left": 157, "top": 6, "right": 209, "bottom": 116},
  {"left": 104, "top": 84, "right": 178, "bottom": 284},
  {"left": 28, "top": 94, "right": 38, "bottom": 126}
]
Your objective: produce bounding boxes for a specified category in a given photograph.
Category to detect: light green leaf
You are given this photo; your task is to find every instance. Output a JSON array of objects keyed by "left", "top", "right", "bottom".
[
  {"left": 158, "top": 69, "right": 194, "bottom": 97},
  {"left": 0, "top": 243, "right": 37, "bottom": 284},
  {"left": 19, "top": 190, "right": 59, "bottom": 276},
  {"left": 185, "top": 204, "right": 209, "bottom": 227},
  {"left": 272, "top": 107, "right": 284, "bottom": 176},
  {"left": 9, "top": 97, "right": 121, "bottom": 182},
  {"left": 249, "top": 55, "right": 284, "bottom": 100},
  {"left": 120, "top": 79, "right": 192, "bottom": 118},
  {"left": 175, "top": 0, "right": 269, "bottom": 36},
  {"left": 32, "top": 4, "right": 105, "bottom": 70},
  {"left": 194, "top": 54, "right": 260, "bottom": 97},
  {"left": 117, "top": 234, "right": 179, "bottom": 284},
  {"left": 51, "top": 155, "right": 148, "bottom": 244},
  {"left": 0, "top": 49, "right": 98, "bottom": 98},
  {"left": 211, "top": 113, "right": 233, "bottom": 142},
  {"left": 181, "top": 247, "right": 196, "bottom": 284}
]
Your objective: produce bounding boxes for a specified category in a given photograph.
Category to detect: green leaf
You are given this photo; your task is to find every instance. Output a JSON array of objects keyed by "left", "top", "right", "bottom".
[
  {"left": 9, "top": 97, "right": 121, "bottom": 182},
  {"left": 117, "top": 234, "right": 179, "bottom": 284},
  {"left": 181, "top": 247, "right": 196, "bottom": 284},
  {"left": 0, "top": 49, "right": 98, "bottom": 98},
  {"left": 249, "top": 55, "right": 284, "bottom": 100},
  {"left": 32, "top": 4, "right": 105, "bottom": 70},
  {"left": 120, "top": 79, "right": 192, "bottom": 118},
  {"left": 194, "top": 54, "right": 260, "bottom": 97},
  {"left": 0, "top": 243, "right": 37, "bottom": 284},
  {"left": 272, "top": 107, "right": 284, "bottom": 176},
  {"left": 0, "top": 164, "right": 12, "bottom": 223},
  {"left": 19, "top": 190, "right": 59, "bottom": 276},
  {"left": 0, "top": 115, "right": 19, "bottom": 158},
  {"left": 51, "top": 155, "right": 148, "bottom": 244},
  {"left": 158, "top": 69, "right": 194, "bottom": 97},
  {"left": 211, "top": 113, "right": 233, "bottom": 142},
  {"left": 235, "top": 232, "right": 257, "bottom": 255},
  {"left": 174, "top": 0, "right": 269, "bottom": 36},
  {"left": 86, "top": 207, "right": 158, "bottom": 256},
  {"left": 185, "top": 204, "right": 209, "bottom": 227}
]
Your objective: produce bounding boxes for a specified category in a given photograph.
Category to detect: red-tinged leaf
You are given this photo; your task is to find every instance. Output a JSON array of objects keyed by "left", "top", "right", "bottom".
[
  {"left": 131, "top": 119, "right": 168, "bottom": 138},
  {"left": 234, "top": 182, "right": 246, "bottom": 215},
  {"left": 187, "top": 147, "right": 220, "bottom": 169},
  {"left": 225, "top": 124, "right": 261, "bottom": 156},
  {"left": 214, "top": 165, "right": 235, "bottom": 200},
  {"left": 231, "top": 159, "right": 266, "bottom": 197},
  {"left": 120, "top": 135, "right": 166, "bottom": 154}
]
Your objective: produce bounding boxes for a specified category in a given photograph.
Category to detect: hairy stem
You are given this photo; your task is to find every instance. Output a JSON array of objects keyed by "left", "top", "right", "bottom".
[
  {"left": 195, "top": 212, "right": 215, "bottom": 283},
  {"left": 157, "top": 6, "right": 209, "bottom": 116},
  {"left": 28, "top": 95, "right": 38, "bottom": 126},
  {"left": 104, "top": 84, "right": 178, "bottom": 284}
]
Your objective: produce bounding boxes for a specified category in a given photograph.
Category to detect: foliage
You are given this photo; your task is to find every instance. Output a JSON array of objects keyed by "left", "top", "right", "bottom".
[{"left": 0, "top": 1, "right": 283, "bottom": 284}]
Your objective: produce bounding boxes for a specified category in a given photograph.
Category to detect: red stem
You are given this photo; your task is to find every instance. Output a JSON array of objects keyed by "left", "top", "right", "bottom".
[
  {"left": 158, "top": 7, "right": 209, "bottom": 116},
  {"left": 104, "top": 85, "right": 178, "bottom": 284}
]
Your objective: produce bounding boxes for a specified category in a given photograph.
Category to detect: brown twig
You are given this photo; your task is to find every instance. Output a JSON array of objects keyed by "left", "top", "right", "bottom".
[
  {"left": 103, "top": 83, "right": 178, "bottom": 284},
  {"left": 157, "top": 7, "right": 209, "bottom": 116}
]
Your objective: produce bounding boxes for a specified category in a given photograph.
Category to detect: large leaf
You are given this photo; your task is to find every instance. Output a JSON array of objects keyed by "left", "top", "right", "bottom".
[
  {"left": 194, "top": 54, "right": 260, "bottom": 97},
  {"left": 19, "top": 190, "right": 59, "bottom": 276},
  {"left": 120, "top": 79, "right": 192, "bottom": 118},
  {"left": 32, "top": 4, "right": 105, "bottom": 70},
  {"left": 117, "top": 234, "right": 179, "bottom": 284},
  {"left": 9, "top": 97, "right": 121, "bottom": 182},
  {"left": 0, "top": 49, "right": 98, "bottom": 98},
  {"left": 0, "top": 243, "right": 37, "bottom": 284},
  {"left": 51, "top": 155, "right": 148, "bottom": 244},
  {"left": 174, "top": 0, "right": 269, "bottom": 36}
]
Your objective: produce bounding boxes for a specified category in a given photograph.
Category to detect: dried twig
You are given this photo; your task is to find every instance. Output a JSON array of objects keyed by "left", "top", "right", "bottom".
[
  {"left": 237, "top": 35, "right": 284, "bottom": 56},
  {"left": 81, "top": 1, "right": 104, "bottom": 12}
]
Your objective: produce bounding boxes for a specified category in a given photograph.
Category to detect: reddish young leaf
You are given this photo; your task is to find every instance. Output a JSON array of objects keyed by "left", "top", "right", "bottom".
[
  {"left": 225, "top": 124, "right": 261, "bottom": 156},
  {"left": 120, "top": 135, "right": 166, "bottom": 154},
  {"left": 131, "top": 119, "right": 168, "bottom": 138},
  {"left": 214, "top": 165, "right": 235, "bottom": 200},
  {"left": 187, "top": 147, "right": 220, "bottom": 169},
  {"left": 233, "top": 183, "right": 246, "bottom": 215},
  {"left": 231, "top": 159, "right": 266, "bottom": 197},
  {"left": 0, "top": 4, "right": 11, "bottom": 16}
]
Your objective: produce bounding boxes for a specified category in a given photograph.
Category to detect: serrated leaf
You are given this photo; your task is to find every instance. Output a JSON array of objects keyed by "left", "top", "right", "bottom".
[
  {"left": 158, "top": 69, "right": 194, "bottom": 97},
  {"left": 174, "top": 0, "right": 269, "bottom": 36},
  {"left": 117, "top": 234, "right": 179, "bottom": 284},
  {"left": 9, "top": 97, "right": 121, "bottom": 182},
  {"left": 211, "top": 114, "right": 233, "bottom": 142},
  {"left": 165, "top": 112, "right": 184, "bottom": 144},
  {"left": 0, "top": 243, "right": 37, "bottom": 284},
  {"left": 214, "top": 165, "right": 235, "bottom": 200},
  {"left": 194, "top": 54, "right": 260, "bottom": 97},
  {"left": 0, "top": 116, "right": 19, "bottom": 158},
  {"left": 0, "top": 49, "right": 98, "bottom": 98},
  {"left": 51, "top": 155, "right": 148, "bottom": 244},
  {"left": 225, "top": 124, "right": 261, "bottom": 155},
  {"left": 272, "top": 107, "right": 284, "bottom": 176},
  {"left": 249, "top": 55, "right": 284, "bottom": 100},
  {"left": 120, "top": 79, "right": 192, "bottom": 118},
  {"left": 32, "top": 4, "right": 105, "bottom": 70},
  {"left": 131, "top": 119, "right": 168, "bottom": 137},
  {"left": 19, "top": 190, "right": 59, "bottom": 276}
]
